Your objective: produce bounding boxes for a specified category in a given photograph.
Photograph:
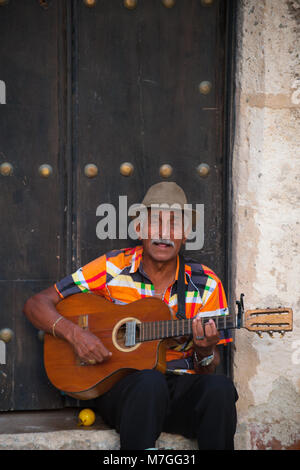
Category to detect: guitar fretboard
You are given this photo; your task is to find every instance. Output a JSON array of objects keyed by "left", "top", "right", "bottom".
[{"left": 137, "top": 315, "right": 235, "bottom": 342}]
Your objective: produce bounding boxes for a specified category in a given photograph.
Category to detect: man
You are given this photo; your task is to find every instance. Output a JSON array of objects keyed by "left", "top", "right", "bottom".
[{"left": 23, "top": 182, "right": 238, "bottom": 450}]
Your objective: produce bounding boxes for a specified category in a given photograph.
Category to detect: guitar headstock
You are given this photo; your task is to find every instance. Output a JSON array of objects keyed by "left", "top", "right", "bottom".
[{"left": 244, "top": 307, "right": 293, "bottom": 338}]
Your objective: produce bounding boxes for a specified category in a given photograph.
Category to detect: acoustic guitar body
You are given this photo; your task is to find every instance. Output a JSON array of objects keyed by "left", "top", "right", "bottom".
[{"left": 44, "top": 293, "right": 173, "bottom": 400}]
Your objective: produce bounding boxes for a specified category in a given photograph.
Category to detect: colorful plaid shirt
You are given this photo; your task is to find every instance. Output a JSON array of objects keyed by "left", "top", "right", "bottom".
[{"left": 54, "top": 245, "right": 232, "bottom": 374}]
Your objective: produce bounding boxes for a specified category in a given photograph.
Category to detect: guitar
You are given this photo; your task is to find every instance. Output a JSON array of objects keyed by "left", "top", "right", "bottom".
[{"left": 44, "top": 293, "right": 293, "bottom": 400}]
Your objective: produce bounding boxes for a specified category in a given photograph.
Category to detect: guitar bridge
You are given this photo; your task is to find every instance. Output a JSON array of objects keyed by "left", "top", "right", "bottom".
[{"left": 78, "top": 314, "right": 89, "bottom": 330}]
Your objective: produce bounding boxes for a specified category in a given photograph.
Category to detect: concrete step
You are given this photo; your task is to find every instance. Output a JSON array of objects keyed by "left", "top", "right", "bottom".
[
  {"left": 0, "top": 429, "right": 197, "bottom": 450},
  {"left": 0, "top": 409, "right": 197, "bottom": 450}
]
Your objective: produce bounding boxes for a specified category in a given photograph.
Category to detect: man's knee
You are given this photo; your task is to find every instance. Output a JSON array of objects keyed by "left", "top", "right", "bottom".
[
  {"left": 136, "top": 369, "right": 167, "bottom": 388},
  {"left": 133, "top": 369, "right": 168, "bottom": 396},
  {"left": 202, "top": 374, "right": 238, "bottom": 403}
]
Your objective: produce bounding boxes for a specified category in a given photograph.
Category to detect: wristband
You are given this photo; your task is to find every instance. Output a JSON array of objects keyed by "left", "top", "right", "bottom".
[{"left": 194, "top": 350, "right": 214, "bottom": 367}]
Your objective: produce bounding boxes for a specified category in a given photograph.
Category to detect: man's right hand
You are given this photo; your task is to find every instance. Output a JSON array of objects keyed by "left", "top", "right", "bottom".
[
  {"left": 23, "top": 286, "right": 112, "bottom": 365},
  {"left": 68, "top": 326, "right": 112, "bottom": 365}
]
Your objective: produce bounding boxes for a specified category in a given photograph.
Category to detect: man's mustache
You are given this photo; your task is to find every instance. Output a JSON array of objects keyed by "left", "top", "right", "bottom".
[{"left": 151, "top": 239, "right": 175, "bottom": 247}]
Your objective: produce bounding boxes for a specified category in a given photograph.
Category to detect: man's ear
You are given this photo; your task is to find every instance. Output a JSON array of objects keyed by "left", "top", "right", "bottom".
[{"left": 182, "top": 236, "right": 188, "bottom": 245}]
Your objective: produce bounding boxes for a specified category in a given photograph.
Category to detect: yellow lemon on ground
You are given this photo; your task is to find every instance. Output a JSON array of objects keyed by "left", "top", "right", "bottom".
[{"left": 78, "top": 408, "right": 96, "bottom": 426}]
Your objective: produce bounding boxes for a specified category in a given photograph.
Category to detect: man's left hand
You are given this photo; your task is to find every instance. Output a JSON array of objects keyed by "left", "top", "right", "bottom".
[{"left": 192, "top": 317, "right": 220, "bottom": 353}]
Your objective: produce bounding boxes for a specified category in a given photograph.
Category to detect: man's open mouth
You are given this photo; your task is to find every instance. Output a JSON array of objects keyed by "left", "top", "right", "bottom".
[{"left": 151, "top": 239, "right": 175, "bottom": 248}]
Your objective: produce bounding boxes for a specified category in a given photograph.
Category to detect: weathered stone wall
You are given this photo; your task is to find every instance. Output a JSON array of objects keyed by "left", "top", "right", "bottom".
[{"left": 232, "top": 0, "right": 300, "bottom": 450}]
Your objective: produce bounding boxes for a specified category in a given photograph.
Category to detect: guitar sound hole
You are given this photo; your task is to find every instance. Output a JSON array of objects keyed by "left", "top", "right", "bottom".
[
  {"left": 112, "top": 318, "right": 141, "bottom": 353},
  {"left": 117, "top": 324, "right": 141, "bottom": 346}
]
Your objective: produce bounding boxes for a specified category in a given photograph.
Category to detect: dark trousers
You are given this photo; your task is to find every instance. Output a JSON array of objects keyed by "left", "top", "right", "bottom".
[{"left": 94, "top": 369, "right": 238, "bottom": 450}]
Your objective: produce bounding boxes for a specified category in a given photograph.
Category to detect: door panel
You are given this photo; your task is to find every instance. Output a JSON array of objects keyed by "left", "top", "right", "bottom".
[
  {"left": 73, "top": 0, "right": 143, "bottom": 265},
  {"left": 0, "top": 0, "right": 67, "bottom": 410}
]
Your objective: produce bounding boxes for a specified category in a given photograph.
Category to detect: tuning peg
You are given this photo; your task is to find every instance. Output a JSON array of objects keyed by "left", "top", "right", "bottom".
[
  {"left": 256, "top": 331, "right": 263, "bottom": 338},
  {"left": 280, "top": 331, "right": 285, "bottom": 338},
  {"left": 268, "top": 331, "right": 274, "bottom": 338}
]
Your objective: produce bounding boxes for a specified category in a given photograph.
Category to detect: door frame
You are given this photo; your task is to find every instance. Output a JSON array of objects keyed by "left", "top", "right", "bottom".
[{"left": 223, "top": 0, "right": 238, "bottom": 377}]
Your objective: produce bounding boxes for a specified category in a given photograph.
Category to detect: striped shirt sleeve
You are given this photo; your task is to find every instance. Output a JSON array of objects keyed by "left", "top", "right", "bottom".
[
  {"left": 196, "top": 277, "right": 233, "bottom": 346},
  {"left": 198, "top": 279, "right": 228, "bottom": 316},
  {"left": 54, "top": 254, "right": 107, "bottom": 299}
]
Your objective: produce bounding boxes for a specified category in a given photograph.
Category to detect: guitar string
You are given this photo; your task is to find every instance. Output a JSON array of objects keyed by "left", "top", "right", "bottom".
[
  {"left": 138, "top": 316, "right": 234, "bottom": 342},
  {"left": 77, "top": 314, "right": 234, "bottom": 344}
]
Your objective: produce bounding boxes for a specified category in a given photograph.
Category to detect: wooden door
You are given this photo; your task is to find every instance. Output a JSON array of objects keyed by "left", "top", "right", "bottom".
[
  {"left": 0, "top": 0, "right": 234, "bottom": 410},
  {"left": 0, "top": 0, "right": 68, "bottom": 410}
]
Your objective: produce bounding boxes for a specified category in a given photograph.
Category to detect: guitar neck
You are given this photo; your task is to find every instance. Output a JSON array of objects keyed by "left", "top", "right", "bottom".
[{"left": 137, "top": 315, "right": 235, "bottom": 343}]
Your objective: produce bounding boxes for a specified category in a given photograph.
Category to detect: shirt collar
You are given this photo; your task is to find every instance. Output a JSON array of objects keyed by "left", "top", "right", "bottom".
[
  {"left": 129, "top": 245, "right": 144, "bottom": 273},
  {"left": 130, "top": 245, "right": 189, "bottom": 285}
]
